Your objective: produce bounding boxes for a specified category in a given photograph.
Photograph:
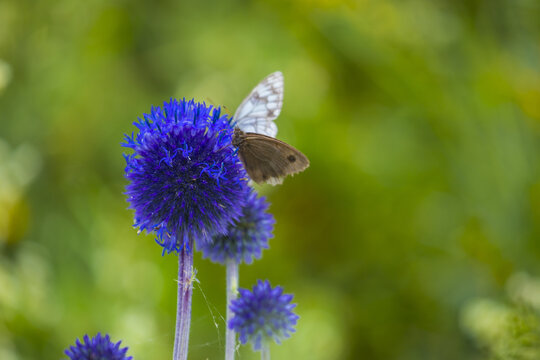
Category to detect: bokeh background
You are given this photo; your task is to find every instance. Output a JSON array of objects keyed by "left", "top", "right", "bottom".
[{"left": 1, "top": 0, "right": 540, "bottom": 359}]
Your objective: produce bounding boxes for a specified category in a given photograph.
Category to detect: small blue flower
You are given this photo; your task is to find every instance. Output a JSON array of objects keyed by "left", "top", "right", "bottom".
[
  {"left": 229, "top": 280, "right": 299, "bottom": 350},
  {"left": 199, "top": 188, "right": 274, "bottom": 264},
  {"left": 123, "top": 99, "right": 248, "bottom": 253},
  {"left": 64, "top": 333, "right": 132, "bottom": 360}
]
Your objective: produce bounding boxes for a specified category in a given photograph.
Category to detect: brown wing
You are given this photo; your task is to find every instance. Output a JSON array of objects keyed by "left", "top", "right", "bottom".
[{"left": 238, "top": 133, "right": 309, "bottom": 185}]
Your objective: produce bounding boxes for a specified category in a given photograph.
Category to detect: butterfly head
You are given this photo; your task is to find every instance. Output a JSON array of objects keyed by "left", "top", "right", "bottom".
[{"left": 232, "top": 127, "right": 246, "bottom": 148}]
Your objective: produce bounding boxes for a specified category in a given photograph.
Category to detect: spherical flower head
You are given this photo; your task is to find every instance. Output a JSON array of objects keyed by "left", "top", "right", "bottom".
[
  {"left": 229, "top": 280, "right": 299, "bottom": 350},
  {"left": 122, "top": 99, "right": 248, "bottom": 253},
  {"left": 199, "top": 188, "right": 274, "bottom": 264},
  {"left": 64, "top": 333, "right": 132, "bottom": 360}
]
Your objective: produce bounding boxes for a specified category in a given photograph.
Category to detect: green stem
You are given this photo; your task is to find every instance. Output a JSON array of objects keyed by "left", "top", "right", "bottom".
[
  {"left": 261, "top": 343, "right": 270, "bottom": 360},
  {"left": 173, "top": 242, "right": 194, "bottom": 360},
  {"left": 225, "top": 258, "right": 239, "bottom": 360}
]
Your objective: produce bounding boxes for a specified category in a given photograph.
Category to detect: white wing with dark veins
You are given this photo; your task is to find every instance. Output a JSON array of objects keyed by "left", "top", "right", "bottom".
[{"left": 233, "top": 71, "right": 283, "bottom": 138}]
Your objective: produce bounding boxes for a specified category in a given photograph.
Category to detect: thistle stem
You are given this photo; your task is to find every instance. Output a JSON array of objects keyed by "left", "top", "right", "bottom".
[
  {"left": 261, "top": 343, "right": 270, "bottom": 360},
  {"left": 225, "top": 258, "right": 239, "bottom": 360},
  {"left": 173, "top": 242, "right": 194, "bottom": 360}
]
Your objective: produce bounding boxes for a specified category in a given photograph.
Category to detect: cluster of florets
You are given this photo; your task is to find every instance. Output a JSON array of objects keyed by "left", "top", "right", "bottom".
[
  {"left": 199, "top": 189, "right": 275, "bottom": 264},
  {"left": 122, "top": 99, "right": 248, "bottom": 253},
  {"left": 229, "top": 280, "right": 299, "bottom": 350},
  {"left": 65, "top": 333, "right": 132, "bottom": 360}
]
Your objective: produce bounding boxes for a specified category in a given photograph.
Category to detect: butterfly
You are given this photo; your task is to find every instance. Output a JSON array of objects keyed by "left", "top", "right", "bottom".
[{"left": 231, "top": 71, "right": 310, "bottom": 185}]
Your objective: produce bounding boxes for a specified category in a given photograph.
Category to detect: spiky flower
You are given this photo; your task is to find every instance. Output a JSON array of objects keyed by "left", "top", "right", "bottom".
[
  {"left": 229, "top": 280, "right": 299, "bottom": 350},
  {"left": 64, "top": 333, "right": 132, "bottom": 360},
  {"left": 122, "top": 99, "right": 248, "bottom": 253},
  {"left": 199, "top": 188, "right": 274, "bottom": 264}
]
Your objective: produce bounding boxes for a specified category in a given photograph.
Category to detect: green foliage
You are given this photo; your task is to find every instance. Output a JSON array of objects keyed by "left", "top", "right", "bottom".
[
  {"left": 461, "top": 275, "right": 540, "bottom": 360},
  {"left": 1, "top": 0, "right": 539, "bottom": 359}
]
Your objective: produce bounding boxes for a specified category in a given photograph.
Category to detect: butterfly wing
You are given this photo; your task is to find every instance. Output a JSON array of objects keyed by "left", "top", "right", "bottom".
[
  {"left": 238, "top": 133, "right": 309, "bottom": 185},
  {"left": 233, "top": 71, "right": 283, "bottom": 138}
]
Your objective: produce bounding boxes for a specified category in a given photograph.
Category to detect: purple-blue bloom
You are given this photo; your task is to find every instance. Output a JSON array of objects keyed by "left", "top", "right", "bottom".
[
  {"left": 229, "top": 280, "right": 299, "bottom": 350},
  {"left": 199, "top": 188, "right": 274, "bottom": 264},
  {"left": 64, "top": 333, "right": 132, "bottom": 360},
  {"left": 122, "top": 99, "right": 248, "bottom": 253}
]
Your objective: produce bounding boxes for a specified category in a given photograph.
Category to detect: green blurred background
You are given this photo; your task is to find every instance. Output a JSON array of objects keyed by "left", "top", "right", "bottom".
[{"left": 1, "top": 0, "right": 540, "bottom": 359}]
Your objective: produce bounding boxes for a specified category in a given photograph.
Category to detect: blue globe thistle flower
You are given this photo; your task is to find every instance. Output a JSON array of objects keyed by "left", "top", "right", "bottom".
[
  {"left": 199, "top": 188, "right": 274, "bottom": 264},
  {"left": 64, "top": 333, "right": 132, "bottom": 360},
  {"left": 229, "top": 280, "right": 299, "bottom": 350},
  {"left": 122, "top": 99, "right": 248, "bottom": 253}
]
